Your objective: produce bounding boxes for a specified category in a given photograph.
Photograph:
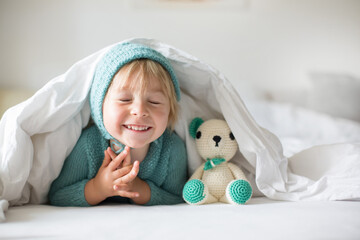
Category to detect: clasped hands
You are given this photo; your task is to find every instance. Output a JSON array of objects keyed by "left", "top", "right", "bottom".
[{"left": 85, "top": 146, "right": 150, "bottom": 205}]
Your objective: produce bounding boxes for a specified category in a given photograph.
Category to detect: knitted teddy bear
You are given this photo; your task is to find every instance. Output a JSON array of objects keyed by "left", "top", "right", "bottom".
[{"left": 183, "top": 118, "right": 253, "bottom": 205}]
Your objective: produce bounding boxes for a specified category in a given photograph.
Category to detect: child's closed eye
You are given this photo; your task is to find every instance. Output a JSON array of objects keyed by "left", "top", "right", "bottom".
[{"left": 148, "top": 100, "right": 161, "bottom": 105}]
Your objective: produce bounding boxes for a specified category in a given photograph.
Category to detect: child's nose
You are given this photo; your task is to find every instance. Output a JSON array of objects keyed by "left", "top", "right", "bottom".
[{"left": 130, "top": 101, "right": 149, "bottom": 117}]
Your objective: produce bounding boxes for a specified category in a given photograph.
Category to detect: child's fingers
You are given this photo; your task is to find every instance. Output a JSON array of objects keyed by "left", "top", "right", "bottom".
[
  {"left": 122, "top": 149, "right": 132, "bottom": 167},
  {"left": 101, "top": 149, "right": 112, "bottom": 168},
  {"left": 114, "top": 161, "right": 139, "bottom": 185},
  {"left": 114, "top": 189, "right": 140, "bottom": 199},
  {"left": 106, "top": 147, "right": 117, "bottom": 160},
  {"left": 108, "top": 146, "right": 130, "bottom": 170},
  {"left": 113, "top": 164, "right": 133, "bottom": 179}
]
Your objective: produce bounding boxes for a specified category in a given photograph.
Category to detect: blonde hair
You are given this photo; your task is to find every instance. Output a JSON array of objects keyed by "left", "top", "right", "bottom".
[{"left": 107, "top": 59, "right": 179, "bottom": 130}]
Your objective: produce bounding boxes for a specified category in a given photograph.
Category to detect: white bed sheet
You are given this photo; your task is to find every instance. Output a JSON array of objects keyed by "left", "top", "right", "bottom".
[{"left": 1, "top": 197, "right": 359, "bottom": 240}]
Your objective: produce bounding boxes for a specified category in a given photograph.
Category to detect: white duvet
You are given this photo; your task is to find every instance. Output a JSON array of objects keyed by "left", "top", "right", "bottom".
[{"left": 1, "top": 38, "right": 360, "bottom": 221}]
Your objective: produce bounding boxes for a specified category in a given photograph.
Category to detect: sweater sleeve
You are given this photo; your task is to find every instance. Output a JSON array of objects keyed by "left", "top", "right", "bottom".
[
  {"left": 48, "top": 130, "right": 95, "bottom": 207},
  {"left": 144, "top": 134, "right": 188, "bottom": 206}
]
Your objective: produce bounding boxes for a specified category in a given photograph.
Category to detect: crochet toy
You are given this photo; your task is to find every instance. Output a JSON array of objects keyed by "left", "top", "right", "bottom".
[{"left": 183, "top": 118, "right": 253, "bottom": 205}]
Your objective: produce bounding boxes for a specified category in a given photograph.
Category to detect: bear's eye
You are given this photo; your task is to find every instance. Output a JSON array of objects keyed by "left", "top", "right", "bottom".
[
  {"left": 196, "top": 131, "right": 202, "bottom": 139},
  {"left": 229, "top": 132, "right": 235, "bottom": 140}
]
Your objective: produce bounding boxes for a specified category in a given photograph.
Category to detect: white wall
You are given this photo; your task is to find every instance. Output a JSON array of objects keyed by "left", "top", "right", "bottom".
[{"left": 0, "top": 0, "right": 359, "bottom": 100}]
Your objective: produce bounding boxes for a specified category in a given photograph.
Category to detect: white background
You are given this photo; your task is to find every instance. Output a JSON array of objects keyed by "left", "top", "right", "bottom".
[{"left": 0, "top": 0, "right": 359, "bottom": 100}]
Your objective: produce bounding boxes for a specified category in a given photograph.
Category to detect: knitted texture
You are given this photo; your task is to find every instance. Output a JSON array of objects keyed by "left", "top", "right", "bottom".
[
  {"left": 90, "top": 42, "right": 181, "bottom": 140},
  {"left": 204, "top": 158, "right": 225, "bottom": 170},
  {"left": 183, "top": 118, "right": 252, "bottom": 205},
  {"left": 182, "top": 179, "right": 206, "bottom": 204},
  {"left": 202, "top": 163, "right": 235, "bottom": 199},
  {"left": 226, "top": 180, "right": 252, "bottom": 205},
  {"left": 189, "top": 117, "right": 204, "bottom": 139},
  {"left": 48, "top": 126, "right": 187, "bottom": 207},
  {"left": 195, "top": 119, "right": 238, "bottom": 162}
]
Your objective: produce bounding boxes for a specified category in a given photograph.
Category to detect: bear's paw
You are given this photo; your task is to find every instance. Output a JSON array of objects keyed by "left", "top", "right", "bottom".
[
  {"left": 183, "top": 179, "right": 208, "bottom": 205},
  {"left": 226, "top": 179, "right": 252, "bottom": 205}
]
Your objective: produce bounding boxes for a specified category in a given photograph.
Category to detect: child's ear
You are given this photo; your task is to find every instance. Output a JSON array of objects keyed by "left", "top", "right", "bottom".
[{"left": 189, "top": 117, "right": 204, "bottom": 139}]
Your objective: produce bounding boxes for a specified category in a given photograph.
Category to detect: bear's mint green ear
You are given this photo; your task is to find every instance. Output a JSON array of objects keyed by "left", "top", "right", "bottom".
[{"left": 189, "top": 117, "right": 204, "bottom": 139}]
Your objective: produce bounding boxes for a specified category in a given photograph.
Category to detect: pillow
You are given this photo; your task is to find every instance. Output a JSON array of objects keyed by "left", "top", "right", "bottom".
[{"left": 307, "top": 72, "right": 360, "bottom": 122}]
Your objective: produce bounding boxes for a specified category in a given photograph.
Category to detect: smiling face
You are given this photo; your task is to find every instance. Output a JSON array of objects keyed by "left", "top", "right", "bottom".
[{"left": 102, "top": 60, "right": 175, "bottom": 149}]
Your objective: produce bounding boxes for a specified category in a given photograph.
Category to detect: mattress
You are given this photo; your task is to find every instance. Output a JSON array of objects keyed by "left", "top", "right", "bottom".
[{"left": 1, "top": 197, "right": 359, "bottom": 240}]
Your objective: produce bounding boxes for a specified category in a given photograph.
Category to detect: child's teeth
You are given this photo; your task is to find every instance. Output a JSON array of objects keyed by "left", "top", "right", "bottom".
[{"left": 127, "top": 125, "right": 148, "bottom": 131}]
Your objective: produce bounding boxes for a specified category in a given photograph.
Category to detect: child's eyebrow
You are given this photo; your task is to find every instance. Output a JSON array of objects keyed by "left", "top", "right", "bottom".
[
  {"left": 111, "top": 89, "right": 130, "bottom": 95},
  {"left": 148, "top": 89, "right": 164, "bottom": 94},
  {"left": 147, "top": 90, "right": 166, "bottom": 96}
]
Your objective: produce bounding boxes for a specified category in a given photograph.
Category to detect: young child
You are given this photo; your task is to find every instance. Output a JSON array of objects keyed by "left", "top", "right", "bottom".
[{"left": 48, "top": 42, "right": 188, "bottom": 206}]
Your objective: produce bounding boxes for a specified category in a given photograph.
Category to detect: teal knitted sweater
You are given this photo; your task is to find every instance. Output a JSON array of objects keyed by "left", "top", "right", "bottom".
[{"left": 48, "top": 125, "right": 188, "bottom": 207}]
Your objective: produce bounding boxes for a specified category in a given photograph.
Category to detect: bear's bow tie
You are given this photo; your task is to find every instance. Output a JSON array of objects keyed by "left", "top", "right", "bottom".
[{"left": 204, "top": 158, "right": 225, "bottom": 171}]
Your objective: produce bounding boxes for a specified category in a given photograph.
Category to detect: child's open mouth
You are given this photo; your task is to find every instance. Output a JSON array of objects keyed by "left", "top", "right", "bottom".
[{"left": 123, "top": 124, "right": 151, "bottom": 132}]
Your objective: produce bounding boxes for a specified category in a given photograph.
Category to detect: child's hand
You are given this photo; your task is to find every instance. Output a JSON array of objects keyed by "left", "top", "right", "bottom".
[
  {"left": 106, "top": 147, "right": 140, "bottom": 198},
  {"left": 107, "top": 147, "right": 151, "bottom": 205},
  {"left": 106, "top": 146, "right": 132, "bottom": 169},
  {"left": 85, "top": 146, "right": 139, "bottom": 205}
]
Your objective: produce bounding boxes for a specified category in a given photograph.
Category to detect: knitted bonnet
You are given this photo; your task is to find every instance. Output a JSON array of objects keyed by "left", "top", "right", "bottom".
[{"left": 90, "top": 42, "right": 181, "bottom": 141}]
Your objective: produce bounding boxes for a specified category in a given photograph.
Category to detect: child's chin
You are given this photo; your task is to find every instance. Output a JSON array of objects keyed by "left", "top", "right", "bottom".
[{"left": 127, "top": 141, "right": 150, "bottom": 149}]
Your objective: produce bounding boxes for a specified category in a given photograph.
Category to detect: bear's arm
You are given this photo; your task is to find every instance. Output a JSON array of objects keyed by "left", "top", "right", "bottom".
[
  {"left": 228, "top": 162, "right": 247, "bottom": 180},
  {"left": 189, "top": 163, "right": 205, "bottom": 180}
]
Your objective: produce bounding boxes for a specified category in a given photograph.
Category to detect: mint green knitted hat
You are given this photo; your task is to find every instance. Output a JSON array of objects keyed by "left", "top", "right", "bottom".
[{"left": 90, "top": 42, "right": 181, "bottom": 140}]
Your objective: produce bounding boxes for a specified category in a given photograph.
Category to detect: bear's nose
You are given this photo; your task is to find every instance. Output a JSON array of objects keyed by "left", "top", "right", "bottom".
[{"left": 213, "top": 135, "right": 221, "bottom": 147}]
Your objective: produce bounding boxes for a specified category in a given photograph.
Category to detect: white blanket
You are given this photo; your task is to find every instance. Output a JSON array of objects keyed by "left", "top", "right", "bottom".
[{"left": 1, "top": 38, "right": 360, "bottom": 221}]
